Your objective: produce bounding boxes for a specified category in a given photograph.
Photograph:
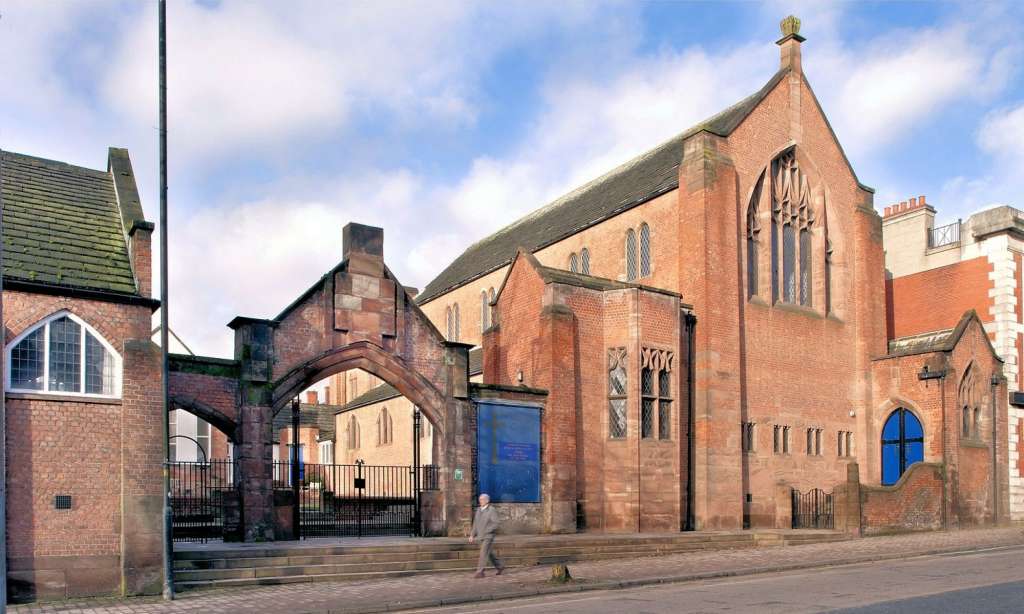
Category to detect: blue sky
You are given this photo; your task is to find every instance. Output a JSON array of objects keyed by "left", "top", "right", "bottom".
[{"left": 2, "top": 0, "right": 1023, "bottom": 357}]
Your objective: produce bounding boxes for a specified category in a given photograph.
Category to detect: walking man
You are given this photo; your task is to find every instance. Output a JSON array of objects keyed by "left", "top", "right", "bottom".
[{"left": 470, "top": 493, "right": 503, "bottom": 577}]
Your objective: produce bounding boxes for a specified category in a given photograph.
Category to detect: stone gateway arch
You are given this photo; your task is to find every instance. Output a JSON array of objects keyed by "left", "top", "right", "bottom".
[{"left": 168, "top": 223, "right": 476, "bottom": 539}]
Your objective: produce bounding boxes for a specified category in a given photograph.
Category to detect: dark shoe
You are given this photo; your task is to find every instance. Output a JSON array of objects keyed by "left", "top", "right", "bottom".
[
  {"left": 495, "top": 567, "right": 504, "bottom": 576},
  {"left": 474, "top": 571, "right": 485, "bottom": 578}
]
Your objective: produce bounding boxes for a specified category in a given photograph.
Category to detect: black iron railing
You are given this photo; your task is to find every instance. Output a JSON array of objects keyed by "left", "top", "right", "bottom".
[
  {"left": 169, "top": 460, "right": 236, "bottom": 542},
  {"left": 928, "top": 221, "right": 961, "bottom": 248},
  {"left": 273, "top": 462, "right": 437, "bottom": 537}
]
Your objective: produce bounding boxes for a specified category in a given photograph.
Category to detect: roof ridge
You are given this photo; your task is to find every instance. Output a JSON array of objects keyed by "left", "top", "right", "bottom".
[{"left": 3, "top": 150, "right": 109, "bottom": 178}]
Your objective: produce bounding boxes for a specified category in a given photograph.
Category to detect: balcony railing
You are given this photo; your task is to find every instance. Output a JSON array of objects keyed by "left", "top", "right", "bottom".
[{"left": 928, "top": 221, "right": 961, "bottom": 249}]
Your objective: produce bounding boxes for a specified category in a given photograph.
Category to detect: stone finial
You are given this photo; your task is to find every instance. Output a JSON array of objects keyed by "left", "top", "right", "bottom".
[
  {"left": 777, "top": 14, "right": 806, "bottom": 44},
  {"left": 780, "top": 15, "right": 801, "bottom": 37}
]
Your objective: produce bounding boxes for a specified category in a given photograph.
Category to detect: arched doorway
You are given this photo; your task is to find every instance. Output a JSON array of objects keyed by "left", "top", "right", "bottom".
[{"left": 881, "top": 408, "right": 924, "bottom": 485}]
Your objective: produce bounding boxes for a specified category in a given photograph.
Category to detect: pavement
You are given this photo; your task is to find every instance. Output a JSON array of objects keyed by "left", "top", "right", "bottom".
[{"left": 10, "top": 527, "right": 1024, "bottom": 613}]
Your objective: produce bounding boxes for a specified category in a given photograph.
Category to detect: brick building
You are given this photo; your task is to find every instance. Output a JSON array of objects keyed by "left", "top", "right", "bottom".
[
  {"left": 883, "top": 199, "right": 1024, "bottom": 519},
  {"left": 406, "top": 17, "right": 1010, "bottom": 532},
  {"left": 0, "top": 14, "right": 1012, "bottom": 605},
  {"left": 1, "top": 149, "right": 163, "bottom": 600}
]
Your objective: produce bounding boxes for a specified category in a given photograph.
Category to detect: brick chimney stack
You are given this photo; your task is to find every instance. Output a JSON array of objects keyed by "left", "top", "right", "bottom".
[
  {"left": 883, "top": 195, "right": 929, "bottom": 219},
  {"left": 306, "top": 390, "right": 319, "bottom": 405},
  {"left": 777, "top": 15, "right": 805, "bottom": 73}
]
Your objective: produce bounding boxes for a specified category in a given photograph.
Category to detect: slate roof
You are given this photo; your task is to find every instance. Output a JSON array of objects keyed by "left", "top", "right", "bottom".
[
  {"left": 416, "top": 68, "right": 791, "bottom": 304},
  {"left": 883, "top": 310, "right": 1002, "bottom": 361},
  {"left": 273, "top": 403, "right": 339, "bottom": 442},
  {"left": 335, "top": 348, "right": 484, "bottom": 415},
  {"left": 1, "top": 151, "right": 138, "bottom": 295}
]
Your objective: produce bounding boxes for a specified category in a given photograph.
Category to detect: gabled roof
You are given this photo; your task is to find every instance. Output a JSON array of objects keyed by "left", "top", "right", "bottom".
[
  {"left": 416, "top": 68, "right": 791, "bottom": 304},
  {"left": 1, "top": 150, "right": 139, "bottom": 296},
  {"left": 883, "top": 310, "right": 1002, "bottom": 361},
  {"left": 273, "top": 403, "right": 339, "bottom": 442}
]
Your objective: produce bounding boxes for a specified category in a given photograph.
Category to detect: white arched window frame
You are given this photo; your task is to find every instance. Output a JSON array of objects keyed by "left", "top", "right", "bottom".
[{"left": 6, "top": 310, "right": 122, "bottom": 399}]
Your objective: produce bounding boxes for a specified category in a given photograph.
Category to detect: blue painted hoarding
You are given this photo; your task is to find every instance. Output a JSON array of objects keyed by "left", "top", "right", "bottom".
[{"left": 476, "top": 402, "right": 541, "bottom": 503}]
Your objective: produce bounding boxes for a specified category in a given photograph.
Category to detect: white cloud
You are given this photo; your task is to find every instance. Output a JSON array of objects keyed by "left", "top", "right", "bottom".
[{"left": 937, "top": 102, "right": 1024, "bottom": 213}]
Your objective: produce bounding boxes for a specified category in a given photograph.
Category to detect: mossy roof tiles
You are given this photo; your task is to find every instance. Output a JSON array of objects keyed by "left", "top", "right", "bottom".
[{"left": 1, "top": 151, "right": 137, "bottom": 295}]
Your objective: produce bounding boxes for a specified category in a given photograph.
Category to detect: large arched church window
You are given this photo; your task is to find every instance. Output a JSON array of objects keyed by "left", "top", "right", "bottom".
[
  {"left": 771, "top": 151, "right": 814, "bottom": 306},
  {"left": 7, "top": 311, "right": 120, "bottom": 397},
  {"left": 881, "top": 408, "right": 924, "bottom": 485}
]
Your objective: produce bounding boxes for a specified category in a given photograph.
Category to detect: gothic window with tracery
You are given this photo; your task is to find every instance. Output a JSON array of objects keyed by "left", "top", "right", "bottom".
[
  {"left": 608, "top": 348, "right": 628, "bottom": 439},
  {"left": 771, "top": 150, "right": 815, "bottom": 306}
]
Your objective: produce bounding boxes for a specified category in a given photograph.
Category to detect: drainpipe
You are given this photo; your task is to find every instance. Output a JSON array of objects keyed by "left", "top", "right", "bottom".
[
  {"left": 684, "top": 312, "right": 697, "bottom": 531},
  {"left": 991, "top": 375, "right": 1000, "bottom": 525},
  {"left": 919, "top": 363, "right": 947, "bottom": 529}
]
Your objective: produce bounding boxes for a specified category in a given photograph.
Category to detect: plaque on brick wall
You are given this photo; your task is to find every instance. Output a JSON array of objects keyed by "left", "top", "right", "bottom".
[{"left": 476, "top": 402, "right": 541, "bottom": 503}]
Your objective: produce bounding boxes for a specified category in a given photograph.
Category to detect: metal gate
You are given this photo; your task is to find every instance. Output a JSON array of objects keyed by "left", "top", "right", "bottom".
[
  {"left": 791, "top": 487, "right": 834, "bottom": 529},
  {"left": 276, "top": 462, "right": 439, "bottom": 537},
  {"left": 169, "top": 460, "right": 237, "bottom": 542}
]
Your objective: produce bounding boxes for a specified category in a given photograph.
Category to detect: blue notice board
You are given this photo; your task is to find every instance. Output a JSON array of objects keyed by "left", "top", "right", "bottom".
[{"left": 476, "top": 402, "right": 541, "bottom": 503}]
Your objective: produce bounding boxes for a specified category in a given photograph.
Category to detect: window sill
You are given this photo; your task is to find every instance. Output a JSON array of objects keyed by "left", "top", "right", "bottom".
[
  {"left": 748, "top": 296, "right": 770, "bottom": 308},
  {"left": 5, "top": 391, "right": 122, "bottom": 405},
  {"left": 772, "top": 301, "right": 823, "bottom": 319},
  {"left": 961, "top": 439, "right": 988, "bottom": 449}
]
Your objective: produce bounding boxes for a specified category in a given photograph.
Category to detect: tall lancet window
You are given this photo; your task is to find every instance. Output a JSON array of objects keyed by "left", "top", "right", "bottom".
[
  {"left": 625, "top": 229, "right": 638, "bottom": 281},
  {"left": 825, "top": 238, "right": 833, "bottom": 313},
  {"left": 771, "top": 150, "right": 814, "bottom": 305},
  {"left": 799, "top": 228, "right": 811, "bottom": 306},
  {"left": 746, "top": 178, "right": 762, "bottom": 298}
]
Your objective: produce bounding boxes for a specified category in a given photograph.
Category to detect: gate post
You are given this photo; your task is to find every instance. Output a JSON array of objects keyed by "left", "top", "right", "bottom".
[
  {"left": 229, "top": 317, "right": 277, "bottom": 541},
  {"left": 413, "top": 408, "right": 422, "bottom": 536}
]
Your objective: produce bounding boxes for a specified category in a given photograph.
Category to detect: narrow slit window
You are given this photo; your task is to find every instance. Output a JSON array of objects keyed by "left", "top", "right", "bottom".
[
  {"left": 625, "top": 230, "right": 638, "bottom": 282},
  {"left": 608, "top": 349, "right": 628, "bottom": 439}
]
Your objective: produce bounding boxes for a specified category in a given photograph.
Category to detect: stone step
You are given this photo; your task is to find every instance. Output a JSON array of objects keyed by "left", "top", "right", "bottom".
[
  {"left": 173, "top": 538, "right": 758, "bottom": 570},
  {"left": 173, "top": 532, "right": 763, "bottom": 561},
  {"left": 172, "top": 531, "right": 848, "bottom": 591},
  {"left": 175, "top": 548, "right": 740, "bottom": 588},
  {"left": 174, "top": 541, "right": 761, "bottom": 581}
]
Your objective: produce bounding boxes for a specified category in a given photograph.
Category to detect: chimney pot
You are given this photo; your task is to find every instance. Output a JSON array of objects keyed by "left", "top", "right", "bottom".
[
  {"left": 306, "top": 390, "right": 318, "bottom": 405},
  {"left": 909, "top": 197, "right": 917, "bottom": 208},
  {"left": 884, "top": 206, "right": 891, "bottom": 216},
  {"left": 900, "top": 201, "right": 908, "bottom": 211},
  {"left": 920, "top": 195, "right": 926, "bottom": 206}
]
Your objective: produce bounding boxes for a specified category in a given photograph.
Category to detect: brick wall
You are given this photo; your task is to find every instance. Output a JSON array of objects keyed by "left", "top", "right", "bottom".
[
  {"left": 886, "top": 258, "right": 994, "bottom": 339},
  {"left": 860, "top": 463, "right": 944, "bottom": 535},
  {"left": 3, "top": 290, "right": 162, "bottom": 601}
]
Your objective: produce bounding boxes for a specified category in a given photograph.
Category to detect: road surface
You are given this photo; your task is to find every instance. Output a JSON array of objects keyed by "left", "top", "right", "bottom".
[{"left": 420, "top": 545, "right": 1024, "bottom": 613}]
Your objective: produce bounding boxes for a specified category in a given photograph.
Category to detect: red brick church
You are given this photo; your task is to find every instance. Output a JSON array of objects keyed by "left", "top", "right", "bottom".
[{"left": 0, "top": 15, "right": 1010, "bottom": 603}]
